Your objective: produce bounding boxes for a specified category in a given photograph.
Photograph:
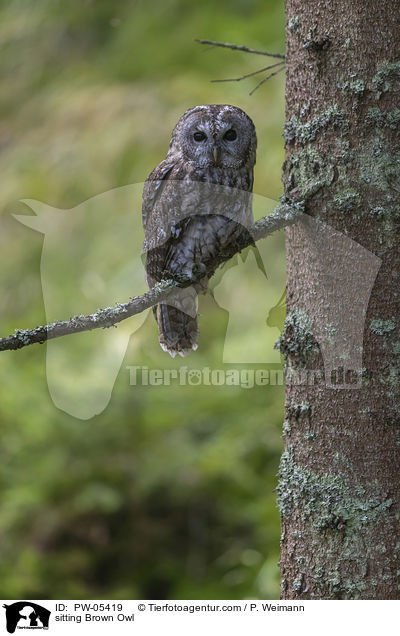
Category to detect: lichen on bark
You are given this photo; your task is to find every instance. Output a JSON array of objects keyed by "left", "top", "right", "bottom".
[
  {"left": 371, "top": 60, "right": 400, "bottom": 96},
  {"left": 278, "top": 448, "right": 394, "bottom": 598},
  {"left": 275, "top": 309, "right": 319, "bottom": 369},
  {"left": 284, "top": 105, "right": 349, "bottom": 146}
]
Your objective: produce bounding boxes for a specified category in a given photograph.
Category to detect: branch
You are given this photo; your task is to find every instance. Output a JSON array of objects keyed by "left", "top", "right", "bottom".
[
  {"left": 0, "top": 201, "right": 304, "bottom": 353},
  {"left": 0, "top": 281, "right": 178, "bottom": 352},
  {"left": 196, "top": 39, "right": 285, "bottom": 93},
  {"left": 195, "top": 39, "right": 285, "bottom": 60},
  {"left": 249, "top": 66, "right": 285, "bottom": 95},
  {"left": 211, "top": 61, "right": 285, "bottom": 84}
]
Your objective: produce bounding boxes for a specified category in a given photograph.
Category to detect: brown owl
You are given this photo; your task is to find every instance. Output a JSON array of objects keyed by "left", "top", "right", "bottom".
[{"left": 142, "top": 104, "right": 257, "bottom": 357}]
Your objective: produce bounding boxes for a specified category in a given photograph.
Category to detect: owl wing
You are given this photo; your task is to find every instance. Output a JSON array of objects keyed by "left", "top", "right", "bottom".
[
  {"left": 142, "top": 159, "right": 175, "bottom": 234},
  {"left": 142, "top": 159, "right": 176, "bottom": 286},
  {"left": 143, "top": 158, "right": 198, "bottom": 285}
]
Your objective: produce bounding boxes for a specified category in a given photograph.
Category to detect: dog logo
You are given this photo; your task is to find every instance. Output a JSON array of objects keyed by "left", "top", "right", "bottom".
[{"left": 3, "top": 602, "right": 51, "bottom": 633}]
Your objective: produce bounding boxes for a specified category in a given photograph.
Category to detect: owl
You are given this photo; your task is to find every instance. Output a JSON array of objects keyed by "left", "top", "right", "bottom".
[{"left": 142, "top": 104, "right": 257, "bottom": 357}]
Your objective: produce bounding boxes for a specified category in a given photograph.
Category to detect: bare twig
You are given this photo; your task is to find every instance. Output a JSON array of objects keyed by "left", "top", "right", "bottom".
[
  {"left": 196, "top": 38, "right": 285, "bottom": 93},
  {"left": 249, "top": 66, "right": 285, "bottom": 95},
  {"left": 195, "top": 39, "right": 285, "bottom": 60},
  {"left": 0, "top": 202, "right": 304, "bottom": 353},
  {"left": 211, "top": 61, "right": 284, "bottom": 84}
]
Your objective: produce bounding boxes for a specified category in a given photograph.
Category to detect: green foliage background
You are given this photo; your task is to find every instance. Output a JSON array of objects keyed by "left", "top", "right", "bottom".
[{"left": 0, "top": 0, "right": 286, "bottom": 599}]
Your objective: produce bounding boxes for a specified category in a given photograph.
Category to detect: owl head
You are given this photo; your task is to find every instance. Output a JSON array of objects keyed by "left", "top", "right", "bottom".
[{"left": 167, "top": 104, "right": 257, "bottom": 169}]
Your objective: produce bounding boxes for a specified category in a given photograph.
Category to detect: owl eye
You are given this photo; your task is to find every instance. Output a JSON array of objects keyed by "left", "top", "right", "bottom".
[
  {"left": 193, "top": 131, "right": 207, "bottom": 142},
  {"left": 224, "top": 129, "right": 237, "bottom": 141}
]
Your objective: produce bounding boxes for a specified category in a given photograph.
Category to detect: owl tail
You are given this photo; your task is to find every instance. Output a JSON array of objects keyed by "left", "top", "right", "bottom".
[{"left": 158, "top": 303, "right": 198, "bottom": 358}]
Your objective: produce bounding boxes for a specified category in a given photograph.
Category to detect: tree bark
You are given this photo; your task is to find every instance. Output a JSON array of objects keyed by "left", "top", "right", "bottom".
[{"left": 279, "top": 0, "right": 399, "bottom": 599}]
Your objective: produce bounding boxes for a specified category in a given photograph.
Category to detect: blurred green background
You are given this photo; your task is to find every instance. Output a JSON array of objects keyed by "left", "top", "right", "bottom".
[{"left": 0, "top": 0, "right": 286, "bottom": 599}]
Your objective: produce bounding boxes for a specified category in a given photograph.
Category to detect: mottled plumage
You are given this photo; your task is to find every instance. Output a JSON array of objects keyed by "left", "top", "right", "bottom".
[{"left": 142, "top": 104, "right": 257, "bottom": 356}]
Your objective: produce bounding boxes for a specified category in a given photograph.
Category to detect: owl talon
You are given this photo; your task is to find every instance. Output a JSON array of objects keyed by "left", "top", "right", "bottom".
[{"left": 170, "top": 225, "right": 182, "bottom": 239}]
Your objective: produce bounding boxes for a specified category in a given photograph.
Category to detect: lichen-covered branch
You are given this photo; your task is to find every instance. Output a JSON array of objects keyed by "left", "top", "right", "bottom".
[{"left": 0, "top": 201, "right": 304, "bottom": 353}]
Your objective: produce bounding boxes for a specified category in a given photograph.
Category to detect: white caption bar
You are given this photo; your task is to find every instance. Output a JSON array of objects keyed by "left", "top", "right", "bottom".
[{"left": 0, "top": 599, "right": 397, "bottom": 636}]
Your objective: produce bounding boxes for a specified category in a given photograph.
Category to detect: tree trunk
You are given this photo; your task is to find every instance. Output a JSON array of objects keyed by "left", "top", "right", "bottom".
[{"left": 278, "top": 0, "right": 399, "bottom": 599}]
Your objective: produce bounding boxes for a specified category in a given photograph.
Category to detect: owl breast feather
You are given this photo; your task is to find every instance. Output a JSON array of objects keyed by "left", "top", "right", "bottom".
[{"left": 142, "top": 160, "right": 254, "bottom": 256}]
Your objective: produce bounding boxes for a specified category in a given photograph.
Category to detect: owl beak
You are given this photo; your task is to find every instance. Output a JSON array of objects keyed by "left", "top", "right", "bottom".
[{"left": 212, "top": 146, "right": 219, "bottom": 164}]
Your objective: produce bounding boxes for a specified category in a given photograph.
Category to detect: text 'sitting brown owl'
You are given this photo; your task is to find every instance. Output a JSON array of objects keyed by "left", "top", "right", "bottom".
[{"left": 142, "top": 104, "right": 257, "bottom": 357}]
